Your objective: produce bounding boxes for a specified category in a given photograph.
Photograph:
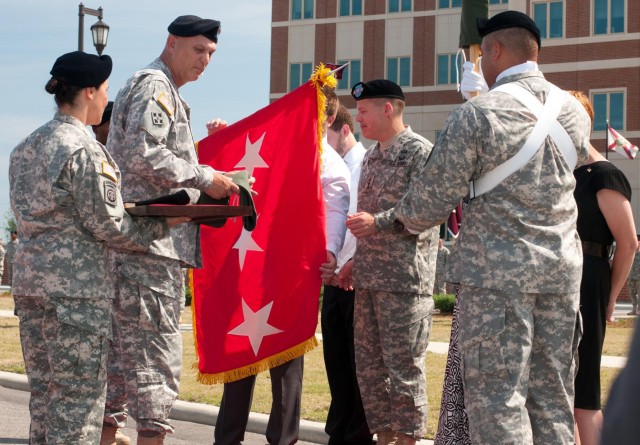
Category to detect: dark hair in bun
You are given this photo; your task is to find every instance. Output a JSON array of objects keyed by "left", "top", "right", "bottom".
[
  {"left": 45, "top": 51, "right": 112, "bottom": 107},
  {"left": 45, "top": 77, "right": 83, "bottom": 107}
]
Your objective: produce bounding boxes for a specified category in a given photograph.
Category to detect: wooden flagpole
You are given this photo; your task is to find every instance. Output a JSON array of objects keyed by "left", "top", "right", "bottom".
[{"left": 459, "top": 0, "right": 489, "bottom": 98}]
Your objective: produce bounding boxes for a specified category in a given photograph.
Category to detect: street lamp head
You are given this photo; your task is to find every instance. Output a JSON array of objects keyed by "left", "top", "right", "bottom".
[{"left": 91, "top": 19, "right": 109, "bottom": 55}]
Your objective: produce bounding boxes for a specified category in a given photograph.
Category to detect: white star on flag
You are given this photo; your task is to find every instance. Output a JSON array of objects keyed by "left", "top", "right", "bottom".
[
  {"left": 235, "top": 132, "right": 269, "bottom": 177},
  {"left": 233, "top": 221, "right": 263, "bottom": 270},
  {"left": 228, "top": 299, "right": 283, "bottom": 356}
]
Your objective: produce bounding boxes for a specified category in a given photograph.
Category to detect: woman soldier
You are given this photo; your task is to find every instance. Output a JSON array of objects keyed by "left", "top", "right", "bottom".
[{"left": 9, "top": 51, "right": 185, "bottom": 444}]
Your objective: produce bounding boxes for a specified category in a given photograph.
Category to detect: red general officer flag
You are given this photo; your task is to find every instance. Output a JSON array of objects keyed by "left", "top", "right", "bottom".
[{"left": 192, "top": 80, "right": 328, "bottom": 383}]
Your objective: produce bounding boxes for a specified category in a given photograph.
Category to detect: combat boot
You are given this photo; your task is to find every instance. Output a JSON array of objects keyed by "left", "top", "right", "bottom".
[
  {"left": 100, "top": 426, "right": 131, "bottom": 445},
  {"left": 377, "top": 431, "right": 398, "bottom": 445}
]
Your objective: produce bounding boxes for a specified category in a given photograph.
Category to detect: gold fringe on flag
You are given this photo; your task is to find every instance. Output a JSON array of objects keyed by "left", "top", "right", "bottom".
[
  {"left": 188, "top": 269, "right": 200, "bottom": 369},
  {"left": 196, "top": 335, "right": 319, "bottom": 384},
  {"left": 309, "top": 63, "right": 338, "bottom": 166}
]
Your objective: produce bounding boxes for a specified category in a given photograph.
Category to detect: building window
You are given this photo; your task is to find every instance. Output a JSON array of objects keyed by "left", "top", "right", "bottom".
[
  {"left": 533, "top": 1, "right": 563, "bottom": 39},
  {"left": 438, "top": 0, "right": 462, "bottom": 8},
  {"left": 290, "top": 63, "right": 313, "bottom": 91},
  {"left": 592, "top": 91, "right": 624, "bottom": 131},
  {"left": 389, "top": 0, "right": 412, "bottom": 13},
  {"left": 489, "top": 0, "right": 508, "bottom": 3},
  {"left": 594, "top": 0, "right": 624, "bottom": 34},
  {"left": 339, "top": 0, "right": 362, "bottom": 16},
  {"left": 437, "top": 54, "right": 459, "bottom": 85},
  {"left": 387, "top": 57, "right": 411, "bottom": 87},
  {"left": 292, "top": 0, "right": 314, "bottom": 20},
  {"left": 337, "top": 60, "right": 361, "bottom": 90}
]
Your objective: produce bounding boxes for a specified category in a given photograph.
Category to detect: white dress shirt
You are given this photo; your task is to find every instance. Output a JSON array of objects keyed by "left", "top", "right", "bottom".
[
  {"left": 321, "top": 137, "right": 351, "bottom": 256},
  {"left": 336, "top": 142, "right": 366, "bottom": 272}
]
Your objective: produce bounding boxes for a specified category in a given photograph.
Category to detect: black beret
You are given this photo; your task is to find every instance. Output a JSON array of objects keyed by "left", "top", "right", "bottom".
[
  {"left": 351, "top": 79, "right": 404, "bottom": 101},
  {"left": 477, "top": 10, "right": 541, "bottom": 49},
  {"left": 50, "top": 51, "right": 112, "bottom": 88},
  {"left": 100, "top": 101, "right": 113, "bottom": 126},
  {"left": 168, "top": 15, "right": 221, "bottom": 43}
]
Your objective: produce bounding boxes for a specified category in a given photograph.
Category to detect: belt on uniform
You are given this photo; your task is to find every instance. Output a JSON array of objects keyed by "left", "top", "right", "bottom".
[{"left": 581, "top": 241, "right": 611, "bottom": 259}]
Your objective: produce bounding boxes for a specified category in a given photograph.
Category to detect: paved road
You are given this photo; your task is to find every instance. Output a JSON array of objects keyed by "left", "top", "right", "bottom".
[{"left": 0, "top": 385, "right": 320, "bottom": 445}]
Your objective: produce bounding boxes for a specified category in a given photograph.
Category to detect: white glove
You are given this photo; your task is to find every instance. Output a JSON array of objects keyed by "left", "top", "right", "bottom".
[{"left": 460, "top": 60, "right": 488, "bottom": 100}]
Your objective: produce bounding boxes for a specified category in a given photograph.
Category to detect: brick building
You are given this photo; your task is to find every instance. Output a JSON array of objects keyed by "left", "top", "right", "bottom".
[
  {"left": 269, "top": 0, "right": 640, "bottom": 301},
  {"left": 269, "top": 0, "right": 640, "bottom": 221}
]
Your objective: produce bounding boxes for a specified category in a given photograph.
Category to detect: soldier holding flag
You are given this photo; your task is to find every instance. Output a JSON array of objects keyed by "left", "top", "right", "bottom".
[{"left": 105, "top": 15, "right": 239, "bottom": 445}]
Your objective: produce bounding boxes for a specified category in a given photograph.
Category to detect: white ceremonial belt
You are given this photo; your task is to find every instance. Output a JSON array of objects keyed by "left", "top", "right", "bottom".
[{"left": 469, "top": 84, "right": 576, "bottom": 199}]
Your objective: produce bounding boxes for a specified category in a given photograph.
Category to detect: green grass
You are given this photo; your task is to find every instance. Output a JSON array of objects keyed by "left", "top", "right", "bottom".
[
  {"left": 603, "top": 317, "right": 636, "bottom": 356},
  {"left": 0, "top": 293, "right": 635, "bottom": 440}
]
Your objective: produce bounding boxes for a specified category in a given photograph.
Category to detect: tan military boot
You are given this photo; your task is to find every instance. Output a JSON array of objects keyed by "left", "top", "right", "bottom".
[
  {"left": 377, "top": 431, "right": 399, "bottom": 445},
  {"left": 100, "top": 426, "right": 131, "bottom": 445}
]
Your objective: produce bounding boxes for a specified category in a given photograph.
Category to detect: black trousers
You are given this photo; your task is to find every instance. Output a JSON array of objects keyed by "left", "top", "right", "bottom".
[
  {"left": 214, "top": 357, "right": 303, "bottom": 445},
  {"left": 321, "top": 285, "right": 373, "bottom": 445}
]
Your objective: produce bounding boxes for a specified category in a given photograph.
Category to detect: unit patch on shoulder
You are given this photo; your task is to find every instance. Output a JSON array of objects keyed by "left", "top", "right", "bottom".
[
  {"left": 155, "top": 92, "right": 175, "bottom": 117},
  {"left": 151, "top": 111, "right": 165, "bottom": 126},
  {"left": 104, "top": 181, "right": 118, "bottom": 207},
  {"left": 101, "top": 161, "right": 118, "bottom": 182}
]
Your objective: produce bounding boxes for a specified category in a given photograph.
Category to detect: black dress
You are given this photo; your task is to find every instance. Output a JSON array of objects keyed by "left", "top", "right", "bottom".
[
  {"left": 434, "top": 285, "right": 471, "bottom": 445},
  {"left": 574, "top": 161, "right": 631, "bottom": 410}
]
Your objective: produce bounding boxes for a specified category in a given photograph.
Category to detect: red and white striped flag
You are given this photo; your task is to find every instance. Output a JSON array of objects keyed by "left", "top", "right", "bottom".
[{"left": 608, "top": 126, "right": 638, "bottom": 160}]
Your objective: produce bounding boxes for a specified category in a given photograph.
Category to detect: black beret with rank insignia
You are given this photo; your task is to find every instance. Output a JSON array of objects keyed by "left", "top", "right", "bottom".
[
  {"left": 168, "top": 15, "right": 221, "bottom": 43},
  {"left": 351, "top": 79, "right": 405, "bottom": 101}
]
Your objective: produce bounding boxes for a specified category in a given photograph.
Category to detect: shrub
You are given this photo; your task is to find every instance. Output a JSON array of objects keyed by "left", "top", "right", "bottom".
[
  {"left": 433, "top": 293, "right": 455, "bottom": 313},
  {"left": 185, "top": 283, "right": 192, "bottom": 307}
]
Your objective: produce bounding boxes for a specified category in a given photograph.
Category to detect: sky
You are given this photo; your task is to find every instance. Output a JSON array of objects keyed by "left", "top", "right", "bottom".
[{"left": 0, "top": 0, "right": 272, "bottom": 240}]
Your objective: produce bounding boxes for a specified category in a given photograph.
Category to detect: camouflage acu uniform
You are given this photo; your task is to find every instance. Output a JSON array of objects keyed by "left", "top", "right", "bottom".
[
  {"left": 377, "top": 72, "right": 591, "bottom": 444},
  {"left": 6, "top": 238, "right": 18, "bottom": 284},
  {"left": 0, "top": 243, "right": 4, "bottom": 279},
  {"left": 106, "top": 58, "right": 215, "bottom": 435},
  {"left": 352, "top": 127, "right": 438, "bottom": 439},
  {"left": 627, "top": 250, "right": 640, "bottom": 313},
  {"left": 9, "top": 112, "right": 167, "bottom": 445},
  {"left": 433, "top": 245, "right": 450, "bottom": 294}
]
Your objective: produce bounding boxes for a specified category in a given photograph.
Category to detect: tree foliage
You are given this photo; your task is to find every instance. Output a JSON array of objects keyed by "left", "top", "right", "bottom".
[{"left": 3, "top": 210, "right": 17, "bottom": 240}]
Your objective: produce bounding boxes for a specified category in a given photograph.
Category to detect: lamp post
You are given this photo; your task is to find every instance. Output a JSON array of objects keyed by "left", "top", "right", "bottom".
[{"left": 78, "top": 3, "right": 109, "bottom": 55}]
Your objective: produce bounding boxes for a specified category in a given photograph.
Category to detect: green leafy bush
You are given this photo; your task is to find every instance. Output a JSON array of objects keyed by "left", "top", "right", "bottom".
[
  {"left": 185, "top": 282, "right": 192, "bottom": 307},
  {"left": 433, "top": 294, "right": 455, "bottom": 313}
]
